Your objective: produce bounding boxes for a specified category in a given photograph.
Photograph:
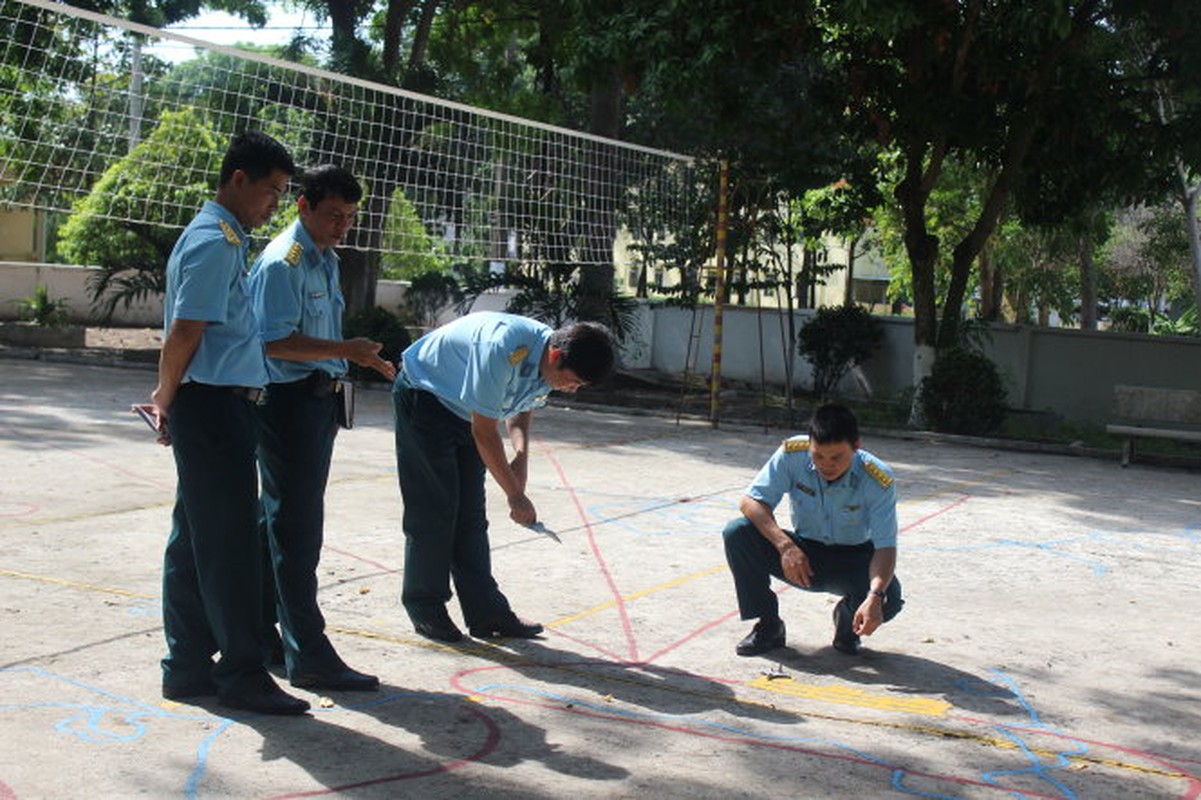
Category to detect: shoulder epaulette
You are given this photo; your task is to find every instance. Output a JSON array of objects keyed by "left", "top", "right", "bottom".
[
  {"left": 217, "top": 219, "right": 241, "bottom": 246},
  {"left": 783, "top": 438, "right": 810, "bottom": 453},
  {"left": 284, "top": 242, "right": 303, "bottom": 266},
  {"left": 508, "top": 345, "right": 529, "bottom": 366},
  {"left": 863, "top": 459, "right": 893, "bottom": 489}
]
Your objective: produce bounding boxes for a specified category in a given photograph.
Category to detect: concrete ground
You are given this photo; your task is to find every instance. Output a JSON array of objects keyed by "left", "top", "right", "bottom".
[{"left": 1, "top": 355, "right": 1199, "bottom": 799}]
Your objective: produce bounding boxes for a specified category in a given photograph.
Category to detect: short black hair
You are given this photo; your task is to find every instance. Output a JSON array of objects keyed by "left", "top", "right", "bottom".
[
  {"left": 300, "top": 164, "right": 363, "bottom": 206},
  {"left": 219, "top": 131, "right": 295, "bottom": 186},
  {"left": 549, "top": 321, "right": 617, "bottom": 385},
  {"left": 807, "top": 403, "right": 859, "bottom": 445}
]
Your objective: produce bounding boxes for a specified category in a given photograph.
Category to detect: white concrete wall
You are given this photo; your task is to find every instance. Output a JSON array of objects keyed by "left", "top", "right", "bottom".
[
  {"left": 630, "top": 301, "right": 1201, "bottom": 425},
  {"left": 0, "top": 262, "right": 165, "bottom": 326},
  {"left": 7, "top": 264, "right": 1199, "bottom": 426}
]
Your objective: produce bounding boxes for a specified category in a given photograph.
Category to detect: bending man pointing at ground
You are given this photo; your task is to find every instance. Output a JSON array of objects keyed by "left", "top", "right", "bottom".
[
  {"left": 723, "top": 403, "right": 904, "bottom": 657},
  {"left": 392, "top": 312, "right": 616, "bottom": 644}
]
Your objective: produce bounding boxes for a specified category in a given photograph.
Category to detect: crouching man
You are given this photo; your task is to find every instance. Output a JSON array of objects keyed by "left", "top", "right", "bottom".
[{"left": 722, "top": 403, "right": 904, "bottom": 656}]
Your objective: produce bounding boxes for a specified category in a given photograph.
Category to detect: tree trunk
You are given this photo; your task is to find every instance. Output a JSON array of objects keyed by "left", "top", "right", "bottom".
[
  {"left": 576, "top": 67, "right": 623, "bottom": 323},
  {"left": 1078, "top": 234, "right": 1098, "bottom": 329},
  {"left": 978, "top": 245, "right": 996, "bottom": 320},
  {"left": 406, "top": 0, "right": 440, "bottom": 77},
  {"left": 1181, "top": 174, "right": 1201, "bottom": 315},
  {"left": 382, "top": 0, "right": 415, "bottom": 79},
  {"left": 842, "top": 234, "right": 859, "bottom": 306}
]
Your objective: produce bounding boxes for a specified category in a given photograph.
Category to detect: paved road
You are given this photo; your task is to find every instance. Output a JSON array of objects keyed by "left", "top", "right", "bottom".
[{"left": 1, "top": 358, "right": 1198, "bottom": 798}]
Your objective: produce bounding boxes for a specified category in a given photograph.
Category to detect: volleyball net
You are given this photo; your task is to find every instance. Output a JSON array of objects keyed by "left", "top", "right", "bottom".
[{"left": 0, "top": 0, "right": 699, "bottom": 275}]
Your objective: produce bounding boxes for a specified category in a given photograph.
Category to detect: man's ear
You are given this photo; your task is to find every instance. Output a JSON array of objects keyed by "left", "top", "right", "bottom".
[
  {"left": 296, "top": 195, "right": 312, "bottom": 217},
  {"left": 547, "top": 346, "right": 563, "bottom": 366}
]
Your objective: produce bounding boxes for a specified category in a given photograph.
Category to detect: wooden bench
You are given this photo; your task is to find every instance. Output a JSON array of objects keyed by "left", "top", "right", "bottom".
[{"left": 1106, "top": 384, "right": 1201, "bottom": 467}]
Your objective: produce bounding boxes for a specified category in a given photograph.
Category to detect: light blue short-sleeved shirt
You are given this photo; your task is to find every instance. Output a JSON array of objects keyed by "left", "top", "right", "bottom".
[
  {"left": 163, "top": 200, "right": 268, "bottom": 388},
  {"left": 249, "top": 219, "right": 347, "bottom": 383},
  {"left": 401, "top": 311, "right": 552, "bottom": 421},
  {"left": 745, "top": 435, "right": 898, "bottom": 548}
]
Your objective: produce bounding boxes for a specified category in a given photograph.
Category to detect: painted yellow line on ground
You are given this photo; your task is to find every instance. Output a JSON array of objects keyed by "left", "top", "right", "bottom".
[
  {"left": 747, "top": 675, "right": 951, "bottom": 717},
  {"left": 0, "top": 567, "right": 154, "bottom": 599},
  {"left": 332, "top": 624, "right": 1186, "bottom": 779},
  {"left": 904, "top": 467, "right": 1013, "bottom": 505},
  {"left": 549, "top": 563, "right": 729, "bottom": 628}
]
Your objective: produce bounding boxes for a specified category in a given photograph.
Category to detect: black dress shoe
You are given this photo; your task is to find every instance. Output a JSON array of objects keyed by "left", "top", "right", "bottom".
[
  {"left": 469, "top": 613, "right": 543, "bottom": 639},
  {"left": 736, "top": 617, "right": 786, "bottom": 656},
  {"left": 414, "top": 618, "right": 464, "bottom": 643},
  {"left": 290, "top": 666, "right": 380, "bottom": 692},
  {"left": 162, "top": 678, "right": 217, "bottom": 700},
  {"left": 832, "top": 599, "right": 862, "bottom": 655},
  {"left": 218, "top": 681, "right": 310, "bottom": 716}
]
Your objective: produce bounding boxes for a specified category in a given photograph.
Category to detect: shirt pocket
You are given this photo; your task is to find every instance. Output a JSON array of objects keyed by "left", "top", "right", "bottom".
[
  {"left": 304, "top": 288, "right": 329, "bottom": 321},
  {"left": 837, "top": 503, "right": 866, "bottom": 536}
]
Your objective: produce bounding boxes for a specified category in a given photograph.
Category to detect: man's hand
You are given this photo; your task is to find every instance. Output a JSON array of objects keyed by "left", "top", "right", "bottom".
[
  {"left": 508, "top": 492, "right": 536, "bottom": 526},
  {"left": 344, "top": 337, "right": 396, "bottom": 381},
  {"left": 853, "top": 594, "right": 885, "bottom": 637},
  {"left": 780, "top": 542, "right": 813, "bottom": 587},
  {"left": 147, "top": 390, "right": 172, "bottom": 446}
]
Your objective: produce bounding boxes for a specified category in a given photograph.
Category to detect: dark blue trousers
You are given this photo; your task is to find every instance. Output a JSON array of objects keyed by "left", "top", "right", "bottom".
[
  {"left": 392, "top": 374, "right": 511, "bottom": 629},
  {"left": 162, "top": 383, "right": 270, "bottom": 695},
  {"left": 722, "top": 516, "right": 904, "bottom": 623},
  {"left": 257, "top": 377, "right": 340, "bottom": 677}
]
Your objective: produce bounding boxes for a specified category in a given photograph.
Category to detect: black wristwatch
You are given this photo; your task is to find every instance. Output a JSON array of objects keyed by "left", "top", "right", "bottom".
[{"left": 868, "top": 588, "right": 886, "bottom": 600}]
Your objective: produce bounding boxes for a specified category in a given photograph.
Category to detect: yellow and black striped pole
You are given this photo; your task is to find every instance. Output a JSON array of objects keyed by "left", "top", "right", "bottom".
[{"left": 709, "top": 160, "right": 729, "bottom": 427}]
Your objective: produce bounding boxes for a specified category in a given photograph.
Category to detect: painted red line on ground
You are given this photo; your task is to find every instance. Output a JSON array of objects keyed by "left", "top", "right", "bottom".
[
  {"left": 264, "top": 702, "right": 501, "bottom": 799},
  {"left": 322, "top": 545, "right": 398, "bottom": 574},
  {"left": 901, "top": 494, "right": 970, "bottom": 533},
  {"left": 2, "top": 423, "right": 176, "bottom": 493},
  {"left": 543, "top": 625, "right": 631, "bottom": 664},
  {"left": 538, "top": 441, "right": 640, "bottom": 662},
  {"left": 0, "top": 502, "right": 37, "bottom": 518},
  {"left": 644, "top": 608, "right": 742, "bottom": 664},
  {"left": 950, "top": 713, "right": 1201, "bottom": 799}
]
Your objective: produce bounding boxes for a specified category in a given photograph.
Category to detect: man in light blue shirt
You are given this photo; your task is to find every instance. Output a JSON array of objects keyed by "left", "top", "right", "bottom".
[
  {"left": 393, "top": 312, "right": 616, "bottom": 643},
  {"left": 250, "top": 165, "right": 395, "bottom": 694},
  {"left": 723, "top": 403, "right": 905, "bottom": 656},
  {"left": 146, "top": 131, "right": 309, "bottom": 715}
]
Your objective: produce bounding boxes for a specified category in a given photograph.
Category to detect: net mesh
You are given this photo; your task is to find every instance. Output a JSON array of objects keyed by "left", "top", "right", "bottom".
[{"left": 0, "top": 0, "right": 697, "bottom": 272}]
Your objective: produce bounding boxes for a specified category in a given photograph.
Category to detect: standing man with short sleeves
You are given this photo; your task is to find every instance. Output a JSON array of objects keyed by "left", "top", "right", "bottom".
[
  {"left": 149, "top": 131, "right": 310, "bottom": 715},
  {"left": 250, "top": 164, "right": 394, "bottom": 692}
]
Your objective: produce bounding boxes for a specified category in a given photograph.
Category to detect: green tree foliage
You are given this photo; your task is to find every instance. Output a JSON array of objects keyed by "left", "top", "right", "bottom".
[
  {"left": 797, "top": 304, "right": 884, "bottom": 399},
  {"left": 1099, "top": 202, "right": 1195, "bottom": 327},
  {"left": 818, "top": 1, "right": 1201, "bottom": 364},
  {"left": 380, "top": 186, "right": 449, "bottom": 280},
  {"left": 58, "top": 107, "right": 222, "bottom": 320}
]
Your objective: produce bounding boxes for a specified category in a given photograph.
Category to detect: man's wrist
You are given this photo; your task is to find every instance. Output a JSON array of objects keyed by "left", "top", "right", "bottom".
[{"left": 868, "top": 588, "right": 886, "bottom": 600}]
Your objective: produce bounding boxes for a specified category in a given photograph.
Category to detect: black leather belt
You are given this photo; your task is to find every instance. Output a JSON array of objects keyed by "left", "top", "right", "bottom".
[
  {"left": 271, "top": 371, "right": 340, "bottom": 397},
  {"left": 182, "top": 382, "right": 263, "bottom": 403}
]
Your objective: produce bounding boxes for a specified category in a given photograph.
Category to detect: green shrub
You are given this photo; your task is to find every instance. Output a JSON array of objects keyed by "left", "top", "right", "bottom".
[
  {"left": 919, "top": 347, "right": 1008, "bottom": 435},
  {"left": 798, "top": 304, "right": 884, "bottom": 398},
  {"left": 14, "top": 285, "right": 70, "bottom": 327},
  {"left": 343, "top": 306, "right": 411, "bottom": 382},
  {"left": 403, "top": 269, "right": 462, "bottom": 328}
]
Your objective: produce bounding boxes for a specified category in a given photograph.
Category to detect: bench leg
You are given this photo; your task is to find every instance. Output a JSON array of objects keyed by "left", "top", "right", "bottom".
[{"left": 1121, "top": 437, "right": 1133, "bottom": 468}]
